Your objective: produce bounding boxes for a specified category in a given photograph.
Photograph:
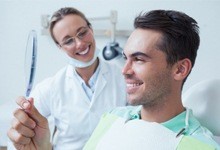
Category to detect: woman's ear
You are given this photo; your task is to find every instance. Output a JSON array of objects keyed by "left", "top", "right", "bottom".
[{"left": 173, "top": 58, "right": 192, "bottom": 81}]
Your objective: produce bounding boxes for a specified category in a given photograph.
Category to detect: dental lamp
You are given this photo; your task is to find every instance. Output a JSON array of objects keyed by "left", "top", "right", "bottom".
[
  {"left": 101, "top": 11, "right": 123, "bottom": 61},
  {"left": 102, "top": 42, "right": 122, "bottom": 60}
]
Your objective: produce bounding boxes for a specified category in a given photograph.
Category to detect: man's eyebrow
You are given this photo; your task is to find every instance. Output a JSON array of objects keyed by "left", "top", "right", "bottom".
[
  {"left": 122, "top": 51, "right": 150, "bottom": 59},
  {"left": 131, "top": 52, "right": 149, "bottom": 58}
]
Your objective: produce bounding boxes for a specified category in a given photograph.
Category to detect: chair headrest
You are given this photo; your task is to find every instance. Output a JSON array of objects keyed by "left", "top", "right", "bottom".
[{"left": 183, "top": 78, "right": 220, "bottom": 136}]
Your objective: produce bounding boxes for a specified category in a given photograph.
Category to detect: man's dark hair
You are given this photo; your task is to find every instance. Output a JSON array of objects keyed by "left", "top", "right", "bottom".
[{"left": 134, "top": 10, "right": 200, "bottom": 84}]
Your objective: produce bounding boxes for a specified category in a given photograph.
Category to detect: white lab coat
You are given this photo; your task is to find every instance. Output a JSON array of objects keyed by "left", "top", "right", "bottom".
[{"left": 31, "top": 60, "right": 127, "bottom": 150}]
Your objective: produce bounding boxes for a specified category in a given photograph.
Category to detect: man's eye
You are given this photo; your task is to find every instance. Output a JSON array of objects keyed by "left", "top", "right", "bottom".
[{"left": 134, "top": 57, "right": 143, "bottom": 61}]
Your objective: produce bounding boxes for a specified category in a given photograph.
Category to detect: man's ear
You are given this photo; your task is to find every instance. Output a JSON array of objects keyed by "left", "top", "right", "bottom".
[{"left": 173, "top": 58, "right": 192, "bottom": 81}]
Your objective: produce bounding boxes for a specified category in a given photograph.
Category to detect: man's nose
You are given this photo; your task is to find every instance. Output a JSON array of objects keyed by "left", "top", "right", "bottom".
[{"left": 122, "top": 60, "right": 134, "bottom": 76}]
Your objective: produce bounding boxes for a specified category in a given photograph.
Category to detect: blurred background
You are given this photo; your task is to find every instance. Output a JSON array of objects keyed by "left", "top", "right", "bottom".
[{"left": 0, "top": 0, "right": 220, "bottom": 148}]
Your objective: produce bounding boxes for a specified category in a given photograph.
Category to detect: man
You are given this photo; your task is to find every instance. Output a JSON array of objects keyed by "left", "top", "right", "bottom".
[
  {"left": 83, "top": 10, "right": 220, "bottom": 149},
  {"left": 8, "top": 10, "right": 220, "bottom": 150}
]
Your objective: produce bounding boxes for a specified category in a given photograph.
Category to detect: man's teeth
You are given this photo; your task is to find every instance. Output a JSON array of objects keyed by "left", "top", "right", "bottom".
[
  {"left": 127, "top": 83, "right": 142, "bottom": 87},
  {"left": 78, "top": 48, "right": 89, "bottom": 55}
]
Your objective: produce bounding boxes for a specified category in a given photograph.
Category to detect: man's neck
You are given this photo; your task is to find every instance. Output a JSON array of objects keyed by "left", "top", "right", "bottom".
[{"left": 140, "top": 96, "right": 185, "bottom": 123}]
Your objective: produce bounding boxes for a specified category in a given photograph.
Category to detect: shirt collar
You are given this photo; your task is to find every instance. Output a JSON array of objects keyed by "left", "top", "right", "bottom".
[
  {"left": 161, "top": 109, "right": 201, "bottom": 135},
  {"left": 129, "top": 106, "right": 200, "bottom": 135}
]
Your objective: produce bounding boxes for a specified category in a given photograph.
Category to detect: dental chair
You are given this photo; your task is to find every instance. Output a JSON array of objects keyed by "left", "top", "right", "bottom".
[{"left": 182, "top": 78, "right": 220, "bottom": 144}]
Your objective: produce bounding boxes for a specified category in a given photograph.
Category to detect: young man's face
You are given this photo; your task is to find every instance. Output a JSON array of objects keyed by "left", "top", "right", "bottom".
[
  {"left": 53, "top": 14, "right": 96, "bottom": 63},
  {"left": 122, "top": 29, "right": 173, "bottom": 106}
]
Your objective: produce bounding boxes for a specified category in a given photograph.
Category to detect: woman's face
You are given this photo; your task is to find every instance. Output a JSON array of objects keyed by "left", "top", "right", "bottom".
[{"left": 53, "top": 14, "right": 96, "bottom": 62}]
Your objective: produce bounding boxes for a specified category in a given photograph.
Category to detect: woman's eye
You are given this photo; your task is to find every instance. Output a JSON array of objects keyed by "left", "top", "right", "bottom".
[
  {"left": 78, "top": 30, "right": 88, "bottom": 38},
  {"left": 80, "top": 31, "right": 87, "bottom": 36},
  {"left": 64, "top": 38, "right": 74, "bottom": 45}
]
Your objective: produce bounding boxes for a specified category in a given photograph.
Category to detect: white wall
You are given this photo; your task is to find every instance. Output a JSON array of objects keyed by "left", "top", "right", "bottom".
[
  {"left": 0, "top": 0, "right": 220, "bottom": 105},
  {"left": 0, "top": 0, "right": 220, "bottom": 146}
]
